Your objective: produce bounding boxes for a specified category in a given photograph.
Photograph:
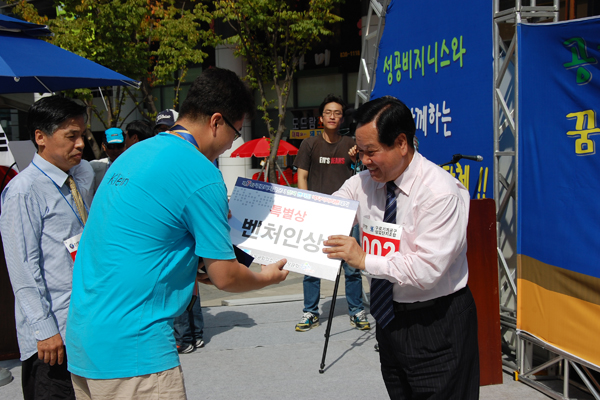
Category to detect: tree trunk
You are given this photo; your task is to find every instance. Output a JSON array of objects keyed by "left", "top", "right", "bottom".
[
  {"left": 267, "top": 125, "right": 286, "bottom": 184},
  {"left": 84, "top": 100, "right": 102, "bottom": 159},
  {"left": 267, "top": 147, "right": 278, "bottom": 184},
  {"left": 266, "top": 75, "right": 293, "bottom": 184},
  {"left": 141, "top": 81, "right": 158, "bottom": 117}
]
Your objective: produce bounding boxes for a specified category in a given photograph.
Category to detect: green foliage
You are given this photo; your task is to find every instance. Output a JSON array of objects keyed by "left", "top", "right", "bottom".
[
  {"left": 13, "top": 0, "right": 215, "bottom": 129},
  {"left": 214, "top": 0, "right": 341, "bottom": 181}
]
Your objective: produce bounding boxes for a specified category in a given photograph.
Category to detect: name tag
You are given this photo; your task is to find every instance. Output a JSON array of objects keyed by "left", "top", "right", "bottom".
[
  {"left": 63, "top": 233, "right": 82, "bottom": 262},
  {"left": 361, "top": 217, "right": 401, "bottom": 257}
]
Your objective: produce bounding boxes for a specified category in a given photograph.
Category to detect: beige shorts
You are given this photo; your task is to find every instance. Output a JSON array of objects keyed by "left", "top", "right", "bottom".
[{"left": 71, "top": 365, "right": 187, "bottom": 400}]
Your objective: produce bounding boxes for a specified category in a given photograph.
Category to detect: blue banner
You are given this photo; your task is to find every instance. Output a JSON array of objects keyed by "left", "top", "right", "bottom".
[
  {"left": 371, "top": 0, "right": 493, "bottom": 198},
  {"left": 518, "top": 17, "right": 600, "bottom": 279},
  {"left": 517, "top": 17, "right": 600, "bottom": 367}
]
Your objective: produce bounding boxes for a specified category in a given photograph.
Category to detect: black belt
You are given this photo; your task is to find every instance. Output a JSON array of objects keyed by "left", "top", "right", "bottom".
[
  {"left": 392, "top": 287, "right": 468, "bottom": 312},
  {"left": 393, "top": 299, "right": 436, "bottom": 312}
]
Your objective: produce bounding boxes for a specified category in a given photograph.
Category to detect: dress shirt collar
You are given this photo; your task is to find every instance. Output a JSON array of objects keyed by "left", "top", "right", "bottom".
[
  {"left": 32, "top": 153, "right": 70, "bottom": 188},
  {"left": 374, "top": 150, "right": 422, "bottom": 197}
]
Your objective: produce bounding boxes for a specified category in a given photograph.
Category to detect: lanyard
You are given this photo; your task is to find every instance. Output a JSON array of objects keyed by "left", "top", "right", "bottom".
[
  {"left": 32, "top": 162, "right": 86, "bottom": 228},
  {"left": 168, "top": 124, "right": 200, "bottom": 151}
]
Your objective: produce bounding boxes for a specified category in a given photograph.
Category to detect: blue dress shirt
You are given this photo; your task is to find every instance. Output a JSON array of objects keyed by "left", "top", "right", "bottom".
[{"left": 0, "top": 153, "right": 91, "bottom": 361}]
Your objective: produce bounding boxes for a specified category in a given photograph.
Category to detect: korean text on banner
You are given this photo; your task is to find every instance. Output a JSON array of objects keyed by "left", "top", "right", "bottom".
[
  {"left": 371, "top": 0, "right": 493, "bottom": 199},
  {"left": 229, "top": 178, "right": 359, "bottom": 281}
]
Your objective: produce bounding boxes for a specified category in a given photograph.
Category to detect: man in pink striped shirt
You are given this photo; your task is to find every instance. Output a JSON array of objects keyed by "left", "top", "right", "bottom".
[{"left": 324, "top": 96, "right": 479, "bottom": 399}]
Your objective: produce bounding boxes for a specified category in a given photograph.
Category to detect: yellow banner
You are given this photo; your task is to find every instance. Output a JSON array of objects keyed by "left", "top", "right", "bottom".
[
  {"left": 289, "top": 129, "right": 322, "bottom": 140},
  {"left": 517, "top": 255, "right": 600, "bottom": 367}
]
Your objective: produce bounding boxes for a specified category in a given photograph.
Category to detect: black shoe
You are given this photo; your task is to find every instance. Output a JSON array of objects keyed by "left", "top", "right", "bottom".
[{"left": 177, "top": 343, "right": 194, "bottom": 354}]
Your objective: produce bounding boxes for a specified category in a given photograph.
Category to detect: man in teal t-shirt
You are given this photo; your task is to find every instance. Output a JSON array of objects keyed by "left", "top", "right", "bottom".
[{"left": 66, "top": 68, "right": 289, "bottom": 399}]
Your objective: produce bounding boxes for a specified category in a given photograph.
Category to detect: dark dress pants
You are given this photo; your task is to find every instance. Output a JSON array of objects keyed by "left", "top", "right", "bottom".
[
  {"left": 376, "top": 286, "right": 480, "bottom": 400},
  {"left": 22, "top": 352, "right": 75, "bottom": 400},
  {"left": 174, "top": 294, "right": 204, "bottom": 345}
]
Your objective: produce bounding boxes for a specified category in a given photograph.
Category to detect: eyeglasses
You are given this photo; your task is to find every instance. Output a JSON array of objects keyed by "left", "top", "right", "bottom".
[
  {"left": 323, "top": 110, "right": 343, "bottom": 118},
  {"left": 106, "top": 143, "right": 125, "bottom": 150},
  {"left": 222, "top": 115, "right": 242, "bottom": 140}
]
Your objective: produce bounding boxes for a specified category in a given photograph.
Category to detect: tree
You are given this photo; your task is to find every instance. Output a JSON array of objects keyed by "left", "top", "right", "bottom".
[
  {"left": 214, "top": 0, "right": 342, "bottom": 183},
  {"left": 14, "top": 0, "right": 214, "bottom": 131}
]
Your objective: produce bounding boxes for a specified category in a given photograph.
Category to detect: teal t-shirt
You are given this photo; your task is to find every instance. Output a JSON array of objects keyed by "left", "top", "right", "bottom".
[{"left": 66, "top": 132, "right": 235, "bottom": 379}]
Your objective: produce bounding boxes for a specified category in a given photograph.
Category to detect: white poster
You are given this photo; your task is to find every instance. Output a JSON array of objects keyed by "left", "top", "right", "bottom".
[{"left": 229, "top": 178, "right": 358, "bottom": 281}]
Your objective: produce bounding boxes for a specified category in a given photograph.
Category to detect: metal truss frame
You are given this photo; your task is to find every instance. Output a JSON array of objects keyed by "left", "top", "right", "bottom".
[
  {"left": 354, "top": 1, "right": 600, "bottom": 397},
  {"left": 495, "top": 1, "right": 600, "bottom": 399},
  {"left": 354, "top": 0, "right": 390, "bottom": 108},
  {"left": 517, "top": 332, "right": 600, "bottom": 399},
  {"left": 494, "top": 1, "right": 559, "bottom": 366}
]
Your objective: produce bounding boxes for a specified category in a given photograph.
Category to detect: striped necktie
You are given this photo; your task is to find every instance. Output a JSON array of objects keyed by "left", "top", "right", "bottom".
[
  {"left": 66, "top": 175, "right": 87, "bottom": 225},
  {"left": 370, "top": 181, "right": 397, "bottom": 329}
]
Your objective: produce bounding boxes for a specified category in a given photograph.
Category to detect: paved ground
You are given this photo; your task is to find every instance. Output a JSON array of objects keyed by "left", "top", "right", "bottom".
[{"left": 0, "top": 267, "right": 552, "bottom": 399}]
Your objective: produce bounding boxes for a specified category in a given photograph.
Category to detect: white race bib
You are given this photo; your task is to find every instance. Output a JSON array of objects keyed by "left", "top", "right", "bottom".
[
  {"left": 63, "top": 233, "right": 82, "bottom": 262},
  {"left": 361, "top": 217, "right": 401, "bottom": 278}
]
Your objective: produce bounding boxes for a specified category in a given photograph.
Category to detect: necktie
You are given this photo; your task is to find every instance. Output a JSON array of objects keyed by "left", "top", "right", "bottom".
[
  {"left": 66, "top": 175, "right": 88, "bottom": 225},
  {"left": 370, "top": 181, "right": 397, "bottom": 329}
]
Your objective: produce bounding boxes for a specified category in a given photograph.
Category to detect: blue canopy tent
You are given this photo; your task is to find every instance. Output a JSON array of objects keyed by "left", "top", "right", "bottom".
[
  {"left": 0, "top": 14, "right": 51, "bottom": 36},
  {"left": 0, "top": 15, "right": 139, "bottom": 94}
]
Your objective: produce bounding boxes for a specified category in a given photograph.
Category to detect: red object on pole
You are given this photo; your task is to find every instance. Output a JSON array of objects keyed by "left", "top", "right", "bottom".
[{"left": 230, "top": 137, "right": 299, "bottom": 158}]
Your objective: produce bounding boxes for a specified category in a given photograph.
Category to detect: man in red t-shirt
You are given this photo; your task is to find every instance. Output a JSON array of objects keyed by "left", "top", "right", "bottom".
[{"left": 293, "top": 94, "right": 370, "bottom": 332}]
